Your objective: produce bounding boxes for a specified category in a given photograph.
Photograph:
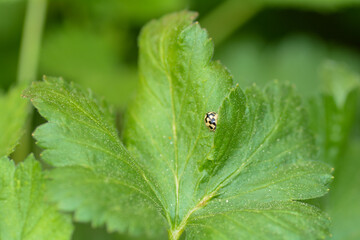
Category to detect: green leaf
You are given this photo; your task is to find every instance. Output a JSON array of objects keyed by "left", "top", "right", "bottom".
[
  {"left": 26, "top": 11, "right": 333, "bottom": 240},
  {"left": 24, "top": 76, "right": 167, "bottom": 237},
  {"left": 0, "top": 155, "right": 73, "bottom": 240},
  {"left": 0, "top": 84, "right": 28, "bottom": 156},
  {"left": 125, "top": 11, "right": 332, "bottom": 239}
]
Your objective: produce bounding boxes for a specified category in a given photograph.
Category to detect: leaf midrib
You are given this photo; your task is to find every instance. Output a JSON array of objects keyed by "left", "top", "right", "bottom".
[{"left": 158, "top": 24, "right": 180, "bottom": 226}]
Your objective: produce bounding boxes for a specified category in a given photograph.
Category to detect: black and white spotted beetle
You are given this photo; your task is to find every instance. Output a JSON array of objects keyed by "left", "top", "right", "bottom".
[{"left": 204, "top": 112, "right": 218, "bottom": 131}]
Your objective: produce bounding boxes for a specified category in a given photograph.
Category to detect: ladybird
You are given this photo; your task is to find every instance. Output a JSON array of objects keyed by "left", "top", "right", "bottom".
[{"left": 204, "top": 112, "right": 218, "bottom": 131}]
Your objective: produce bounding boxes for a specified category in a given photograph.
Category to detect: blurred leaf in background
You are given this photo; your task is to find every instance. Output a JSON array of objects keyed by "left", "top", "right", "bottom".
[
  {"left": 72, "top": 223, "right": 151, "bottom": 240},
  {"left": 328, "top": 139, "right": 360, "bottom": 240},
  {"left": 0, "top": 84, "right": 28, "bottom": 157},
  {"left": 0, "top": 1, "right": 24, "bottom": 89},
  {"left": 217, "top": 34, "right": 360, "bottom": 98},
  {"left": 39, "top": 0, "right": 190, "bottom": 107},
  {"left": 313, "top": 61, "right": 359, "bottom": 166},
  {"left": 40, "top": 26, "right": 138, "bottom": 107}
]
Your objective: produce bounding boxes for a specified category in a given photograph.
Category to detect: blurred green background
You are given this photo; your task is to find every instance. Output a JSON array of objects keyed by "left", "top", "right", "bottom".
[{"left": 1, "top": 0, "right": 359, "bottom": 239}]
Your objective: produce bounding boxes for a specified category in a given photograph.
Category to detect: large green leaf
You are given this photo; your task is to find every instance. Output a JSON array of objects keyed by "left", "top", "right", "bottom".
[
  {"left": 0, "top": 84, "right": 28, "bottom": 156},
  {"left": 26, "top": 11, "right": 332, "bottom": 240},
  {"left": 123, "top": 11, "right": 332, "bottom": 239},
  {"left": 0, "top": 155, "right": 73, "bottom": 240}
]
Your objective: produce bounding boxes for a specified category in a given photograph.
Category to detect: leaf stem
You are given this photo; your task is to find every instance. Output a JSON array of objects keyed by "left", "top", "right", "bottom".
[
  {"left": 200, "top": 0, "right": 262, "bottom": 45},
  {"left": 169, "top": 192, "right": 217, "bottom": 240},
  {"left": 17, "top": 0, "right": 47, "bottom": 85}
]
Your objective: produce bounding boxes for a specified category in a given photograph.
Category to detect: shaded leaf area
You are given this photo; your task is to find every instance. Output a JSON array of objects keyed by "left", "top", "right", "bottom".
[
  {"left": 27, "top": 11, "right": 332, "bottom": 240},
  {"left": 0, "top": 84, "right": 28, "bottom": 156},
  {"left": 25, "top": 77, "right": 167, "bottom": 237},
  {"left": 0, "top": 155, "right": 73, "bottom": 240}
]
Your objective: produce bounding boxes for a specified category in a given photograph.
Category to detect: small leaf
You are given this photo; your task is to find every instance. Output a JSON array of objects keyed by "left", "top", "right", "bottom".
[
  {"left": 0, "top": 84, "right": 28, "bottom": 156},
  {"left": 0, "top": 155, "right": 73, "bottom": 240}
]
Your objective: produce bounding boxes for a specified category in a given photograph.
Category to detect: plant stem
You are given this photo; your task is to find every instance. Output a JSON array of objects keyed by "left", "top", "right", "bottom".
[
  {"left": 13, "top": 0, "right": 47, "bottom": 162},
  {"left": 17, "top": 0, "right": 47, "bottom": 85},
  {"left": 200, "top": 0, "right": 262, "bottom": 45}
]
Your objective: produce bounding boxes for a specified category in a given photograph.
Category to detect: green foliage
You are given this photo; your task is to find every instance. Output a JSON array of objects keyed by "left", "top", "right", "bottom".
[
  {"left": 0, "top": 155, "right": 73, "bottom": 240},
  {"left": 26, "top": 11, "right": 333, "bottom": 240},
  {"left": 0, "top": 84, "right": 28, "bottom": 156}
]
